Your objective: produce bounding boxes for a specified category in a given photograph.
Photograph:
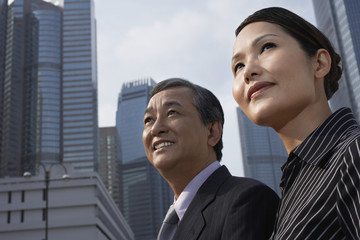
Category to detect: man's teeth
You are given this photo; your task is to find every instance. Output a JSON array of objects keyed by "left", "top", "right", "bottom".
[{"left": 155, "top": 142, "right": 173, "bottom": 150}]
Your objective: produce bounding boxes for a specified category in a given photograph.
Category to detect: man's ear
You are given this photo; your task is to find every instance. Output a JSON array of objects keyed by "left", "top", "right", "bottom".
[
  {"left": 207, "top": 121, "right": 222, "bottom": 147},
  {"left": 314, "top": 49, "right": 331, "bottom": 79}
]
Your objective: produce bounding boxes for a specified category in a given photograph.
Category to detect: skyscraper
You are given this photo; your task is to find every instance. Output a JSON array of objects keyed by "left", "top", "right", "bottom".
[
  {"left": 62, "top": 0, "right": 99, "bottom": 172},
  {"left": 0, "top": 0, "right": 98, "bottom": 177},
  {"left": 313, "top": 0, "right": 360, "bottom": 122},
  {"left": 236, "top": 108, "right": 286, "bottom": 195},
  {"left": 99, "top": 126, "right": 121, "bottom": 209},
  {"left": 116, "top": 79, "right": 173, "bottom": 240},
  {"left": 0, "top": 0, "right": 63, "bottom": 177}
]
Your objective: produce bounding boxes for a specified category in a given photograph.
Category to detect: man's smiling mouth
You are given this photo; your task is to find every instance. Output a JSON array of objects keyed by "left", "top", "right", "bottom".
[{"left": 154, "top": 142, "right": 174, "bottom": 150}]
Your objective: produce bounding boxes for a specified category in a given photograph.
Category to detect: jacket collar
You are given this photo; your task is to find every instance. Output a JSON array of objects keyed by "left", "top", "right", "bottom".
[
  {"left": 291, "top": 108, "right": 358, "bottom": 168},
  {"left": 173, "top": 166, "right": 231, "bottom": 239}
]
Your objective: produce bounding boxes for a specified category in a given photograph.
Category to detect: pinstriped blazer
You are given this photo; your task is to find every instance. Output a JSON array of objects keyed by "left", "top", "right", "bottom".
[{"left": 172, "top": 166, "right": 279, "bottom": 240}]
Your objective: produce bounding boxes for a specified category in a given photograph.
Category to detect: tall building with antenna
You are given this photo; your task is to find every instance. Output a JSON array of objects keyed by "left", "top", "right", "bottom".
[{"left": 116, "top": 79, "right": 173, "bottom": 239}]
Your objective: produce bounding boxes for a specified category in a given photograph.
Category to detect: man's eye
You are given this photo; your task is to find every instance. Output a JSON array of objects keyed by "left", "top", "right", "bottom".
[
  {"left": 168, "top": 110, "right": 177, "bottom": 116},
  {"left": 260, "top": 42, "right": 276, "bottom": 53}
]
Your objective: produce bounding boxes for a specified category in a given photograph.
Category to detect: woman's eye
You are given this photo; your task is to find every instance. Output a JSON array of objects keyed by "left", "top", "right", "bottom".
[
  {"left": 144, "top": 117, "right": 152, "bottom": 124},
  {"left": 234, "top": 63, "right": 245, "bottom": 73},
  {"left": 261, "top": 42, "right": 276, "bottom": 53}
]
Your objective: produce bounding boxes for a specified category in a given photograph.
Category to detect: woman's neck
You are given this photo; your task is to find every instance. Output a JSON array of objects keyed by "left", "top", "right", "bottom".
[{"left": 276, "top": 103, "right": 332, "bottom": 154}]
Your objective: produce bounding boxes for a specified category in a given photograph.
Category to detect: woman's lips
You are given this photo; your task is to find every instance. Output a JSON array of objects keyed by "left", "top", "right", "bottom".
[{"left": 247, "top": 81, "right": 274, "bottom": 100}]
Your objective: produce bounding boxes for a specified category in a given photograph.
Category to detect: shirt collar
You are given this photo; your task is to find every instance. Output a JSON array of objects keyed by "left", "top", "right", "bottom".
[
  {"left": 291, "top": 108, "right": 358, "bottom": 168},
  {"left": 173, "top": 161, "right": 221, "bottom": 221}
]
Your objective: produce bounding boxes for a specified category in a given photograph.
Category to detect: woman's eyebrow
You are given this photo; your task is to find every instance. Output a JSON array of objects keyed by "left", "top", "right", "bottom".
[{"left": 252, "top": 33, "right": 278, "bottom": 47}]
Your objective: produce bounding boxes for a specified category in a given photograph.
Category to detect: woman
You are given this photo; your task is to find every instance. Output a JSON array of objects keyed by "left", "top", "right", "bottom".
[{"left": 231, "top": 7, "right": 360, "bottom": 240}]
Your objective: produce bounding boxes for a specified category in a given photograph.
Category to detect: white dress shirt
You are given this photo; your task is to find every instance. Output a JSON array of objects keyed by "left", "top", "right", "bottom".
[{"left": 173, "top": 161, "right": 221, "bottom": 221}]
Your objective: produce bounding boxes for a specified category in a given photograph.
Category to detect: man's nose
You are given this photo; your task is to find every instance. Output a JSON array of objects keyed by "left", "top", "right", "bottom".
[{"left": 150, "top": 118, "right": 168, "bottom": 136}]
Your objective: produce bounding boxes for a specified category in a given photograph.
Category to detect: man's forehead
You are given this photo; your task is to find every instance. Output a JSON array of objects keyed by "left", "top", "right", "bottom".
[
  {"left": 150, "top": 87, "right": 194, "bottom": 102},
  {"left": 154, "top": 86, "right": 193, "bottom": 96},
  {"left": 145, "top": 87, "right": 195, "bottom": 113}
]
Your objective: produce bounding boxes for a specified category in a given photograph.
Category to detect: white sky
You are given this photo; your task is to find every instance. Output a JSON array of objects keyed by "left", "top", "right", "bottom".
[{"left": 95, "top": 0, "right": 316, "bottom": 177}]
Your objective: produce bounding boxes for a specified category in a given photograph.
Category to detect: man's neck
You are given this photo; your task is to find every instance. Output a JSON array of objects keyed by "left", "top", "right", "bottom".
[{"left": 165, "top": 159, "right": 218, "bottom": 199}]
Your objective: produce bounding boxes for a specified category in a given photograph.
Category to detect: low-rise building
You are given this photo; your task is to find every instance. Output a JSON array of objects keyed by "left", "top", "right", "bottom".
[{"left": 0, "top": 164, "right": 134, "bottom": 240}]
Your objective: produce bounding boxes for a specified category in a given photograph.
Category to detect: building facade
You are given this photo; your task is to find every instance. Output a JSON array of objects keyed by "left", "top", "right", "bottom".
[
  {"left": 236, "top": 108, "right": 286, "bottom": 195},
  {"left": 99, "top": 126, "right": 121, "bottom": 210},
  {"left": 313, "top": 0, "right": 360, "bottom": 122},
  {"left": 62, "top": 0, "right": 99, "bottom": 172},
  {"left": 0, "top": 0, "right": 63, "bottom": 177},
  {"left": 0, "top": 0, "right": 99, "bottom": 178},
  {"left": 0, "top": 164, "right": 134, "bottom": 240},
  {"left": 116, "top": 79, "right": 173, "bottom": 240}
]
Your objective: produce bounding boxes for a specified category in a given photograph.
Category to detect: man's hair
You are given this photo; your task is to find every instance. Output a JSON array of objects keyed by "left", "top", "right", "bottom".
[{"left": 150, "top": 78, "right": 224, "bottom": 161}]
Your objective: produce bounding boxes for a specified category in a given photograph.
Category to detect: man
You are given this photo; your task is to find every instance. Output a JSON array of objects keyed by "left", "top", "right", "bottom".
[{"left": 142, "top": 78, "right": 279, "bottom": 239}]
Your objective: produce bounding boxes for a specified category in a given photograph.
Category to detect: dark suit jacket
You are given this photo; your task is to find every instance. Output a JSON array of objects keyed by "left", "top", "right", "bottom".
[{"left": 172, "top": 166, "right": 279, "bottom": 240}]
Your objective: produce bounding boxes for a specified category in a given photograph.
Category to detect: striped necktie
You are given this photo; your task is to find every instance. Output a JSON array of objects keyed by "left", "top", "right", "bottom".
[{"left": 158, "top": 204, "right": 179, "bottom": 240}]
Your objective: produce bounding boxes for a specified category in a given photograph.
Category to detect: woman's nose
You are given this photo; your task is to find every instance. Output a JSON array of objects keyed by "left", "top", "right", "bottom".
[{"left": 243, "top": 61, "right": 261, "bottom": 83}]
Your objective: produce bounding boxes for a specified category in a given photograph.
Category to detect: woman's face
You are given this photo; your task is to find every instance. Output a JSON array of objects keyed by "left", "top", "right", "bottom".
[{"left": 232, "top": 22, "right": 317, "bottom": 129}]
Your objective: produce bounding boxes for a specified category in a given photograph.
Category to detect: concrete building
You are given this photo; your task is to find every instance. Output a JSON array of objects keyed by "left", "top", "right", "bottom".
[
  {"left": 313, "top": 0, "right": 360, "bottom": 122},
  {"left": 0, "top": 164, "right": 134, "bottom": 240},
  {"left": 116, "top": 79, "right": 173, "bottom": 239},
  {"left": 236, "top": 108, "right": 286, "bottom": 195}
]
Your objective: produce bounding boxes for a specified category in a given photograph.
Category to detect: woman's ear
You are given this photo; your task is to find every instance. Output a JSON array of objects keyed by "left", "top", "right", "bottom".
[
  {"left": 314, "top": 49, "right": 331, "bottom": 79},
  {"left": 207, "top": 121, "right": 222, "bottom": 147}
]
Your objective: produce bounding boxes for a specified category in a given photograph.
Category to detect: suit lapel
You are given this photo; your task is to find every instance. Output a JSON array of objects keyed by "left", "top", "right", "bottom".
[
  {"left": 174, "top": 194, "right": 206, "bottom": 239},
  {"left": 173, "top": 166, "right": 231, "bottom": 239}
]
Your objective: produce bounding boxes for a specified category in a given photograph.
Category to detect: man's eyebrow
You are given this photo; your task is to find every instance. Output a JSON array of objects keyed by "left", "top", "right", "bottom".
[
  {"left": 232, "top": 33, "right": 279, "bottom": 63},
  {"left": 143, "top": 101, "right": 182, "bottom": 116},
  {"left": 164, "top": 101, "right": 182, "bottom": 108},
  {"left": 144, "top": 107, "right": 153, "bottom": 116}
]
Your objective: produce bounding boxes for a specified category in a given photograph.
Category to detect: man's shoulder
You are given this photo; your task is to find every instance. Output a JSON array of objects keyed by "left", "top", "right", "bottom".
[
  {"left": 224, "top": 175, "right": 276, "bottom": 194},
  {"left": 204, "top": 165, "right": 278, "bottom": 199}
]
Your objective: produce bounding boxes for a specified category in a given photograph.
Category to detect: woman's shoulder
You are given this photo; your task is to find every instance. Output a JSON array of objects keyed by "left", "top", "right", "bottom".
[
  {"left": 339, "top": 126, "right": 360, "bottom": 166},
  {"left": 341, "top": 124, "right": 360, "bottom": 148}
]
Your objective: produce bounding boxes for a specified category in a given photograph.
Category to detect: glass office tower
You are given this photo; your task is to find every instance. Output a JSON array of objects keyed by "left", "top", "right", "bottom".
[
  {"left": 0, "top": 0, "right": 62, "bottom": 177},
  {"left": 62, "top": 0, "right": 99, "bottom": 172},
  {"left": 116, "top": 80, "right": 154, "bottom": 164},
  {"left": 0, "top": 0, "right": 10, "bottom": 176},
  {"left": 236, "top": 108, "right": 286, "bottom": 195},
  {"left": 313, "top": 0, "right": 360, "bottom": 122},
  {"left": 116, "top": 79, "right": 173, "bottom": 240},
  {"left": 0, "top": 0, "right": 99, "bottom": 177}
]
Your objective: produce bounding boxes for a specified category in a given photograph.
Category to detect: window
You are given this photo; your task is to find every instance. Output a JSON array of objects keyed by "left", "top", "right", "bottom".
[
  {"left": 7, "top": 211, "right": 11, "bottom": 224},
  {"left": 21, "top": 191, "right": 25, "bottom": 202},
  {"left": 42, "top": 209, "right": 46, "bottom": 221},
  {"left": 8, "top": 192, "right": 11, "bottom": 203},
  {"left": 43, "top": 189, "right": 47, "bottom": 201},
  {"left": 21, "top": 210, "right": 24, "bottom": 223}
]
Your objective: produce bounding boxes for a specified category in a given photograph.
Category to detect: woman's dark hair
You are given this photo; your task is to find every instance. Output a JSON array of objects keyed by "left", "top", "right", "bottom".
[
  {"left": 235, "top": 7, "right": 342, "bottom": 100},
  {"left": 150, "top": 78, "right": 224, "bottom": 161}
]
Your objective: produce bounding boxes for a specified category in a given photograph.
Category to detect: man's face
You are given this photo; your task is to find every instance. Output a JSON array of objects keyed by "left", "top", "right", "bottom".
[{"left": 142, "top": 87, "right": 210, "bottom": 173}]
